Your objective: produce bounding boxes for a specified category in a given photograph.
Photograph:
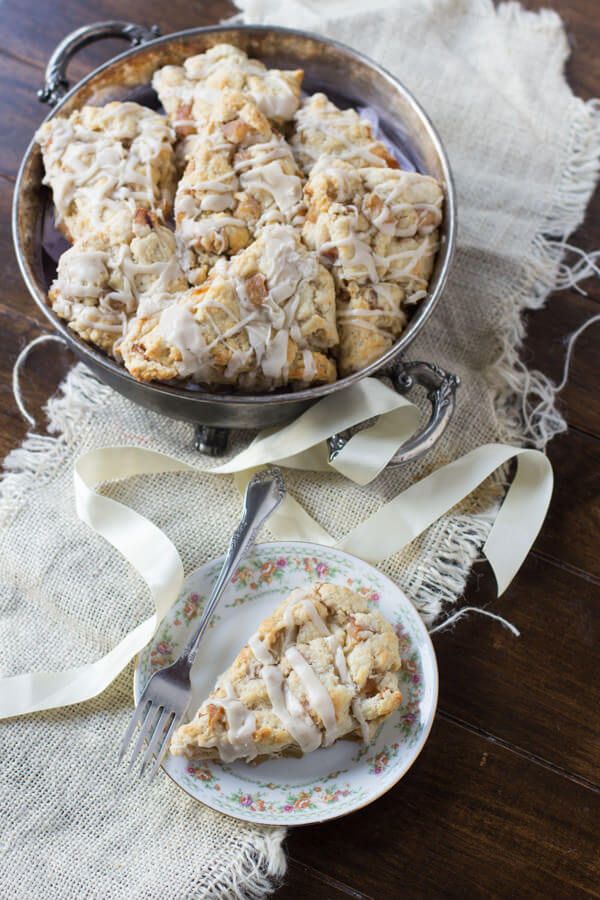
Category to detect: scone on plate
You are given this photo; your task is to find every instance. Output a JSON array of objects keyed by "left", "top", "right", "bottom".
[
  {"left": 171, "top": 582, "right": 403, "bottom": 763},
  {"left": 153, "top": 43, "right": 303, "bottom": 156},
  {"left": 174, "top": 91, "right": 305, "bottom": 285},
  {"left": 48, "top": 209, "right": 187, "bottom": 356},
  {"left": 291, "top": 93, "right": 400, "bottom": 175},
  {"left": 302, "top": 161, "right": 443, "bottom": 374},
  {"left": 120, "top": 223, "right": 337, "bottom": 388},
  {"left": 35, "top": 102, "right": 177, "bottom": 242}
]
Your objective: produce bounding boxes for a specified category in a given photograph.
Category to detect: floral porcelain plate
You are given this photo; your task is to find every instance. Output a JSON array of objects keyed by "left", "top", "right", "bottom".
[{"left": 134, "top": 541, "right": 438, "bottom": 825}]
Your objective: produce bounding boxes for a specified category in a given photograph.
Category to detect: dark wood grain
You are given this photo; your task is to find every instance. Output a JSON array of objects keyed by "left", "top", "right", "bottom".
[
  {"left": 538, "top": 429, "right": 600, "bottom": 578},
  {"left": 278, "top": 860, "right": 371, "bottom": 899},
  {"left": 0, "top": 54, "right": 47, "bottom": 177},
  {"left": 1, "top": 179, "right": 36, "bottom": 312},
  {"left": 525, "top": 293, "right": 600, "bottom": 439},
  {"left": 0, "top": 2, "right": 599, "bottom": 898},
  {"left": 435, "top": 553, "right": 600, "bottom": 783},
  {"left": 1, "top": 0, "right": 235, "bottom": 77},
  {"left": 286, "top": 716, "right": 600, "bottom": 899}
]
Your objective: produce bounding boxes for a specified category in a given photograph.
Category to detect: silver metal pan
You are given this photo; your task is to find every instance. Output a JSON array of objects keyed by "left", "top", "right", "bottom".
[{"left": 13, "top": 20, "right": 458, "bottom": 459}]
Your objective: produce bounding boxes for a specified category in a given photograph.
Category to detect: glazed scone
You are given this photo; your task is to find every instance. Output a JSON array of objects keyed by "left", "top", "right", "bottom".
[
  {"left": 35, "top": 102, "right": 177, "bottom": 242},
  {"left": 175, "top": 92, "right": 305, "bottom": 284},
  {"left": 153, "top": 43, "right": 303, "bottom": 150},
  {"left": 335, "top": 282, "right": 407, "bottom": 376},
  {"left": 171, "top": 582, "right": 403, "bottom": 763},
  {"left": 39, "top": 71, "right": 445, "bottom": 389},
  {"left": 120, "top": 224, "right": 338, "bottom": 388},
  {"left": 302, "top": 161, "right": 442, "bottom": 374},
  {"left": 291, "top": 93, "right": 400, "bottom": 174},
  {"left": 48, "top": 209, "right": 187, "bottom": 356}
]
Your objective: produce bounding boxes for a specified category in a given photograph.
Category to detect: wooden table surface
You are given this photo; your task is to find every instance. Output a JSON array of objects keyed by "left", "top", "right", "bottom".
[{"left": 2, "top": 1, "right": 599, "bottom": 896}]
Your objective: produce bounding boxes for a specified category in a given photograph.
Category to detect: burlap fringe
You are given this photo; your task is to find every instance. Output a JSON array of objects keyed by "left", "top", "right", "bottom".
[
  {"left": 0, "top": 366, "right": 109, "bottom": 526},
  {"left": 492, "top": 97, "right": 600, "bottom": 450},
  {"left": 203, "top": 830, "right": 287, "bottom": 900}
]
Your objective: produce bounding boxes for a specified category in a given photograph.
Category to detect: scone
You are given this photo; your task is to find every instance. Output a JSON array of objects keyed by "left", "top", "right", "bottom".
[
  {"left": 35, "top": 102, "right": 177, "bottom": 242},
  {"left": 153, "top": 43, "right": 303, "bottom": 155},
  {"left": 171, "top": 582, "right": 403, "bottom": 763},
  {"left": 291, "top": 93, "right": 400, "bottom": 174},
  {"left": 174, "top": 91, "right": 305, "bottom": 285},
  {"left": 302, "top": 161, "right": 443, "bottom": 374},
  {"left": 120, "top": 223, "right": 337, "bottom": 388},
  {"left": 48, "top": 209, "right": 187, "bottom": 356}
]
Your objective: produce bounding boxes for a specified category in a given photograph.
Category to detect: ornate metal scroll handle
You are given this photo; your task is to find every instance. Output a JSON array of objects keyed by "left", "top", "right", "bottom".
[
  {"left": 38, "top": 21, "right": 161, "bottom": 106},
  {"left": 328, "top": 360, "right": 460, "bottom": 469}
]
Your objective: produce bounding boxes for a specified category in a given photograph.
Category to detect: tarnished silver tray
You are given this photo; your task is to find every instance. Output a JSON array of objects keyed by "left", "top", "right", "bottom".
[{"left": 13, "top": 20, "right": 458, "bottom": 459}]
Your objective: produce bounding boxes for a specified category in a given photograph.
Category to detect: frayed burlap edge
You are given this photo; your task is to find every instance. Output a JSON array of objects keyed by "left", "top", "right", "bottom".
[
  {"left": 492, "top": 96, "right": 600, "bottom": 450},
  {"left": 1, "top": 5, "right": 599, "bottom": 894},
  {"left": 201, "top": 829, "right": 287, "bottom": 900}
]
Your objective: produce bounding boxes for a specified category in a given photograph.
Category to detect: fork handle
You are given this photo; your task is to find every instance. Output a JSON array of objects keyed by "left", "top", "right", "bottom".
[{"left": 178, "top": 470, "right": 285, "bottom": 669}]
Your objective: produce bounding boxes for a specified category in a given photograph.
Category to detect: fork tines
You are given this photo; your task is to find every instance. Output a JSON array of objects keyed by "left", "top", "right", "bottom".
[{"left": 119, "top": 699, "right": 179, "bottom": 779}]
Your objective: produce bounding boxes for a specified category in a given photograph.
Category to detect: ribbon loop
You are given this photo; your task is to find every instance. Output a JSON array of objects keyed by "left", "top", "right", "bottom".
[{"left": 0, "top": 378, "right": 552, "bottom": 719}]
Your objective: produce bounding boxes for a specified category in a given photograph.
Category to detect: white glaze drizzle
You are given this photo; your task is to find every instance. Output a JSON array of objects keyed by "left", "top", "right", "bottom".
[
  {"left": 281, "top": 588, "right": 311, "bottom": 646},
  {"left": 155, "top": 45, "right": 299, "bottom": 131},
  {"left": 177, "top": 213, "right": 246, "bottom": 243},
  {"left": 293, "top": 95, "right": 390, "bottom": 170},
  {"left": 283, "top": 592, "right": 370, "bottom": 745},
  {"left": 250, "top": 73, "right": 299, "bottom": 121},
  {"left": 53, "top": 233, "right": 182, "bottom": 337},
  {"left": 285, "top": 646, "right": 337, "bottom": 745},
  {"left": 244, "top": 588, "right": 373, "bottom": 755},
  {"left": 156, "top": 303, "right": 208, "bottom": 377},
  {"left": 302, "top": 349, "right": 317, "bottom": 381},
  {"left": 240, "top": 160, "right": 302, "bottom": 213},
  {"left": 405, "top": 289, "right": 428, "bottom": 305},
  {"left": 36, "top": 103, "right": 174, "bottom": 230},
  {"left": 375, "top": 236, "right": 436, "bottom": 282},
  {"left": 165, "top": 225, "right": 320, "bottom": 386},
  {"left": 248, "top": 632, "right": 275, "bottom": 665},
  {"left": 319, "top": 233, "right": 378, "bottom": 283},
  {"left": 301, "top": 599, "right": 330, "bottom": 636},
  {"left": 177, "top": 135, "right": 303, "bottom": 265},
  {"left": 211, "top": 677, "right": 257, "bottom": 762},
  {"left": 369, "top": 174, "right": 443, "bottom": 227},
  {"left": 233, "top": 138, "right": 290, "bottom": 173},
  {"left": 261, "top": 665, "right": 322, "bottom": 753},
  {"left": 327, "top": 634, "right": 370, "bottom": 743}
]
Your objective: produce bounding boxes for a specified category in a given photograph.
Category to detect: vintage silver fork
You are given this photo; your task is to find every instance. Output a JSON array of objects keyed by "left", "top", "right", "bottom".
[{"left": 118, "top": 467, "right": 286, "bottom": 778}]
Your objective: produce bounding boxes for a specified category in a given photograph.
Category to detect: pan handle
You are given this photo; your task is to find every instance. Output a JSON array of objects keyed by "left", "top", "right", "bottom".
[
  {"left": 328, "top": 360, "right": 460, "bottom": 469},
  {"left": 38, "top": 20, "right": 161, "bottom": 106}
]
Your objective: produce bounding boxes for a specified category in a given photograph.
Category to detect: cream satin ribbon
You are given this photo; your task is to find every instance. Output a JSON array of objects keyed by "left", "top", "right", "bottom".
[{"left": 0, "top": 377, "right": 552, "bottom": 718}]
